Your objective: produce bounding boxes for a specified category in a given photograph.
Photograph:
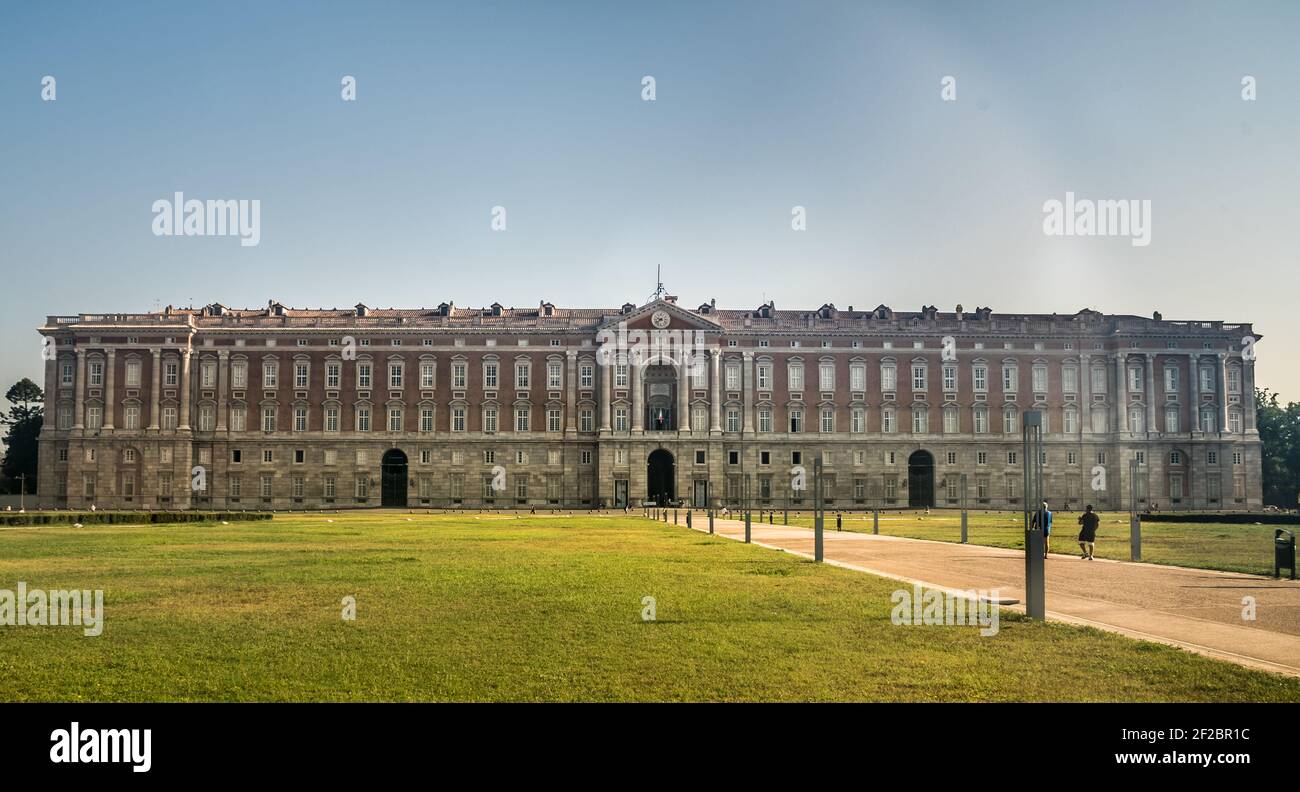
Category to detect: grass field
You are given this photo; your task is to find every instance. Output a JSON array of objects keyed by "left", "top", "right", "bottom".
[
  {"left": 750, "top": 510, "right": 1286, "bottom": 577},
  {"left": 2, "top": 512, "right": 1298, "bottom": 702}
]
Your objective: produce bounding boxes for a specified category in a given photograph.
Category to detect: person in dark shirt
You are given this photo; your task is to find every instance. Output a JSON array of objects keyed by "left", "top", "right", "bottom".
[{"left": 1077, "top": 504, "right": 1100, "bottom": 560}]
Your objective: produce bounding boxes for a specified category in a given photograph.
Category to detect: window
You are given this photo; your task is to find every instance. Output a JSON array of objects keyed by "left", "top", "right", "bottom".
[
  {"left": 726, "top": 363, "right": 742, "bottom": 391},
  {"left": 850, "top": 364, "right": 866, "bottom": 392},
  {"left": 852, "top": 408, "right": 866, "bottom": 434},
  {"left": 1164, "top": 367, "right": 1179, "bottom": 393},
  {"left": 515, "top": 406, "right": 530, "bottom": 432},
  {"left": 357, "top": 406, "right": 371, "bottom": 432},
  {"left": 389, "top": 361, "right": 404, "bottom": 389},
  {"left": 1128, "top": 366, "right": 1143, "bottom": 392},
  {"left": 1164, "top": 406, "right": 1179, "bottom": 433},
  {"left": 942, "top": 365, "right": 957, "bottom": 392},
  {"left": 911, "top": 363, "right": 927, "bottom": 391},
  {"left": 881, "top": 407, "right": 896, "bottom": 434},
  {"left": 88, "top": 360, "right": 104, "bottom": 387},
  {"left": 614, "top": 407, "right": 628, "bottom": 432},
  {"left": 787, "top": 363, "right": 804, "bottom": 391},
  {"left": 1129, "top": 406, "right": 1145, "bottom": 433},
  {"left": 388, "top": 407, "right": 403, "bottom": 432},
  {"left": 1091, "top": 363, "right": 1107, "bottom": 395},
  {"left": 1062, "top": 365, "right": 1077, "bottom": 393},
  {"left": 580, "top": 363, "right": 594, "bottom": 389},
  {"left": 452, "top": 406, "right": 466, "bottom": 432},
  {"left": 325, "top": 406, "right": 340, "bottom": 432},
  {"left": 86, "top": 406, "right": 102, "bottom": 430},
  {"left": 292, "top": 406, "right": 307, "bottom": 432},
  {"left": 164, "top": 361, "right": 179, "bottom": 387},
  {"left": 294, "top": 361, "right": 309, "bottom": 389},
  {"left": 547, "top": 361, "right": 562, "bottom": 389},
  {"left": 261, "top": 405, "right": 277, "bottom": 432},
  {"left": 1031, "top": 363, "right": 1047, "bottom": 393},
  {"left": 324, "top": 361, "right": 340, "bottom": 389},
  {"left": 1228, "top": 367, "right": 1241, "bottom": 393},
  {"left": 1228, "top": 410, "right": 1242, "bottom": 433},
  {"left": 547, "top": 408, "right": 562, "bottom": 432},
  {"left": 356, "top": 362, "right": 372, "bottom": 389},
  {"left": 124, "top": 359, "right": 142, "bottom": 387},
  {"left": 161, "top": 406, "right": 178, "bottom": 430},
  {"left": 124, "top": 405, "right": 140, "bottom": 429},
  {"left": 483, "top": 406, "right": 498, "bottom": 433},
  {"left": 60, "top": 361, "right": 74, "bottom": 387},
  {"left": 1002, "top": 364, "right": 1017, "bottom": 392},
  {"left": 262, "top": 361, "right": 278, "bottom": 388},
  {"left": 911, "top": 407, "right": 928, "bottom": 434},
  {"left": 757, "top": 363, "right": 772, "bottom": 390},
  {"left": 1063, "top": 407, "right": 1078, "bottom": 434},
  {"left": 819, "top": 362, "right": 835, "bottom": 391},
  {"left": 758, "top": 408, "right": 773, "bottom": 433},
  {"left": 231, "top": 361, "right": 248, "bottom": 389},
  {"left": 787, "top": 409, "right": 802, "bottom": 433},
  {"left": 973, "top": 407, "right": 988, "bottom": 434},
  {"left": 972, "top": 364, "right": 988, "bottom": 393},
  {"left": 1200, "top": 366, "right": 1214, "bottom": 393},
  {"left": 880, "top": 362, "right": 897, "bottom": 392},
  {"left": 1091, "top": 406, "right": 1107, "bottom": 434},
  {"left": 484, "top": 361, "right": 499, "bottom": 389},
  {"left": 1200, "top": 407, "right": 1216, "bottom": 433},
  {"left": 615, "top": 361, "right": 628, "bottom": 388},
  {"left": 452, "top": 361, "right": 467, "bottom": 389},
  {"left": 727, "top": 408, "right": 741, "bottom": 433},
  {"left": 1003, "top": 407, "right": 1018, "bottom": 434},
  {"left": 515, "top": 361, "right": 530, "bottom": 389},
  {"left": 820, "top": 408, "right": 834, "bottom": 433},
  {"left": 943, "top": 406, "right": 959, "bottom": 434},
  {"left": 580, "top": 408, "right": 594, "bottom": 432}
]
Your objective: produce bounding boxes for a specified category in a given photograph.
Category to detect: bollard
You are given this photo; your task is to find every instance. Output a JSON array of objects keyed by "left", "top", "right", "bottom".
[
  {"left": 836, "top": 513, "right": 842, "bottom": 532},
  {"left": 1025, "top": 528, "right": 1045, "bottom": 619},
  {"left": 686, "top": 511, "right": 692, "bottom": 529},
  {"left": 769, "top": 511, "right": 773, "bottom": 524},
  {"left": 708, "top": 510, "right": 714, "bottom": 534},
  {"left": 1130, "top": 513, "right": 1141, "bottom": 562},
  {"left": 783, "top": 508, "right": 788, "bottom": 525},
  {"left": 745, "top": 511, "right": 751, "bottom": 543},
  {"left": 873, "top": 508, "right": 879, "bottom": 534},
  {"left": 961, "top": 509, "right": 968, "bottom": 543},
  {"left": 673, "top": 509, "right": 678, "bottom": 525},
  {"left": 814, "top": 513, "right": 823, "bottom": 562}
]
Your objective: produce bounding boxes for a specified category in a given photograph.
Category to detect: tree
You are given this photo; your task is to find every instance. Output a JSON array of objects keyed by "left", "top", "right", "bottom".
[
  {"left": 1256, "top": 387, "right": 1300, "bottom": 508},
  {"left": 0, "top": 378, "right": 44, "bottom": 494}
]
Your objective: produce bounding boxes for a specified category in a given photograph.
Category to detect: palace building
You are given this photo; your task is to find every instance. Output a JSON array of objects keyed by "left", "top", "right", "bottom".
[{"left": 35, "top": 297, "right": 1263, "bottom": 512}]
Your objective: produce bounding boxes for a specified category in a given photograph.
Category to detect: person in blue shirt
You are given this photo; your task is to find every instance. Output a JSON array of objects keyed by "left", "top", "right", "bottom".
[{"left": 1032, "top": 501, "right": 1053, "bottom": 558}]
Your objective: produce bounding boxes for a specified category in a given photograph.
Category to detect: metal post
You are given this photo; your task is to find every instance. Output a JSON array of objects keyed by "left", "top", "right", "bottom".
[
  {"left": 1129, "top": 458, "right": 1142, "bottom": 562},
  {"left": 744, "top": 477, "right": 751, "bottom": 543},
  {"left": 686, "top": 510, "right": 691, "bottom": 529},
  {"left": 873, "top": 503, "right": 879, "bottom": 534},
  {"left": 783, "top": 502, "right": 788, "bottom": 525},
  {"left": 708, "top": 509, "right": 714, "bottom": 534},
  {"left": 960, "top": 472, "right": 968, "bottom": 543},
  {"left": 813, "top": 455, "right": 824, "bottom": 562},
  {"left": 1023, "top": 411, "right": 1046, "bottom": 620},
  {"left": 673, "top": 508, "right": 678, "bottom": 525}
]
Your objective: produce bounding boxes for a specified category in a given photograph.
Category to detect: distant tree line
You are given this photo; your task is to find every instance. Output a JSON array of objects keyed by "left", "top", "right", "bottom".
[{"left": 1258, "top": 388, "right": 1300, "bottom": 508}]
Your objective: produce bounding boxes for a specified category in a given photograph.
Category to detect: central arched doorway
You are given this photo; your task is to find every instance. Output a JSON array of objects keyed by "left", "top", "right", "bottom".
[
  {"left": 907, "top": 450, "right": 934, "bottom": 509},
  {"left": 647, "top": 449, "right": 675, "bottom": 506},
  {"left": 381, "top": 449, "right": 409, "bottom": 507}
]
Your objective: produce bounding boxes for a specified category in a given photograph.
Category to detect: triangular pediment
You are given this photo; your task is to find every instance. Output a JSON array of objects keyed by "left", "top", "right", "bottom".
[{"left": 598, "top": 299, "right": 723, "bottom": 332}]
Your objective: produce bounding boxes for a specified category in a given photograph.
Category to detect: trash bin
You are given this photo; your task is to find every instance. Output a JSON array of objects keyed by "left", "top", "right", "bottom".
[{"left": 1275, "top": 528, "right": 1295, "bottom": 580}]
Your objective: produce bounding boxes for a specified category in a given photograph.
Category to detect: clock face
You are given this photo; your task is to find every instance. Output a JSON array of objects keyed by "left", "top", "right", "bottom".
[{"left": 650, "top": 310, "right": 671, "bottom": 329}]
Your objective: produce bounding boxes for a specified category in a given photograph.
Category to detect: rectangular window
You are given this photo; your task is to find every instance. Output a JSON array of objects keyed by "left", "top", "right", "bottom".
[
  {"left": 231, "top": 361, "right": 248, "bottom": 389},
  {"left": 515, "top": 362, "right": 530, "bottom": 389},
  {"left": 420, "top": 408, "right": 434, "bottom": 433},
  {"left": 357, "top": 362, "right": 372, "bottom": 389},
  {"left": 973, "top": 365, "right": 987, "bottom": 392},
  {"left": 758, "top": 408, "right": 773, "bottom": 433},
  {"left": 452, "top": 361, "right": 467, "bottom": 389},
  {"left": 547, "top": 361, "right": 562, "bottom": 389},
  {"left": 262, "top": 361, "right": 277, "bottom": 388},
  {"left": 295, "top": 362, "right": 309, "bottom": 389},
  {"left": 580, "top": 363, "right": 594, "bottom": 389},
  {"left": 326, "top": 362, "right": 341, "bottom": 389},
  {"left": 420, "top": 362, "right": 435, "bottom": 389},
  {"left": 389, "top": 361, "right": 404, "bottom": 389},
  {"left": 820, "top": 408, "right": 834, "bottom": 433},
  {"left": 850, "top": 365, "right": 866, "bottom": 392},
  {"left": 880, "top": 364, "right": 896, "bottom": 392},
  {"left": 757, "top": 363, "right": 772, "bottom": 390},
  {"left": 515, "top": 406, "right": 530, "bottom": 432},
  {"left": 388, "top": 407, "right": 403, "bottom": 432},
  {"left": 912, "top": 365, "right": 927, "bottom": 391},
  {"left": 819, "top": 363, "right": 835, "bottom": 391},
  {"left": 484, "top": 361, "right": 499, "bottom": 389}
]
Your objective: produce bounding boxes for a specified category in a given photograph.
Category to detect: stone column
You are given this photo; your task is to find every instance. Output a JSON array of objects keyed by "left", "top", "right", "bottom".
[
  {"left": 677, "top": 351, "right": 691, "bottom": 433},
  {"left": 1080, "top": 352, "right": 1092, "bottom": 436},
  {"left": 1188, "top": 352, "right": 1200, "bottom": 433},
  {"left": 1144, "top": 353, "right": 1156, "bottom": 435},
  {"left": 709, "top": 349, "right": 722, "bottom": 435},
  {"left": 178, "top": 347, "right": 192, "bottom": 431},
  {"left": 217, "top": 350, "right": 229, "bottom": 431},
  {"left": 742, "top": 351, "right": 754, "bottom": 433},
  {"left": 73, "top": 348, "right": 87, "bottom": 430},
  {"left": 148, "top": 349, "right": 162, "bottom": 430},
  {"left": 599, "top": 348, "right": 612, "bottom": 432},
  {"left": 1245, "top": 359, "right": 1257, "bottom": 433},
  {"left": 1216, "top": 352, "right": 1228, "bottom": 433},
  {"left": 103, "top": 349, "right": 116, "bottom": 430},
  {"left": 1114, "top": 353, "right": 1127, "bottom": 433},
  {"left": 565, "top": 350, "right": 577, "bottom": 436},
  {"left": 631, "top": 353, "right": 643, "bottom": 433}
]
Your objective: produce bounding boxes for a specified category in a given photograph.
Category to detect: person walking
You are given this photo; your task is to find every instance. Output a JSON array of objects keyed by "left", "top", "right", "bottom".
[
  {"left": 1077, "top": 504, "right": 1100, "bottom": 560},
  {"left": 1031, "top": 501, "right": 1053, "bottom": 558}
]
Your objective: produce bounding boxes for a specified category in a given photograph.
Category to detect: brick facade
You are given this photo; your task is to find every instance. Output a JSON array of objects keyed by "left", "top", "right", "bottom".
[{"left": 35, "top": 299, "right": 1264, "bottom": 512}]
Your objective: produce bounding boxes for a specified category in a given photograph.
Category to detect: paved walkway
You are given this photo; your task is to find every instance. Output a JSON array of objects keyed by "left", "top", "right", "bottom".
[{"left": 691, "top": 516, "right": 1300, "bottom": 677}]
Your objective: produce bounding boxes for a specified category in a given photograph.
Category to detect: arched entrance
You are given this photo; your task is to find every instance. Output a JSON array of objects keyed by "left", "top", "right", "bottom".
[
  {"left": 381, "top": 449, "right": 408, "bottom": 507},
  {"left": 647, "top": 449, "right": 675, "bottom": 506},
  {"left": 907, "top": 450, "right": 934, "bottom": 509}
]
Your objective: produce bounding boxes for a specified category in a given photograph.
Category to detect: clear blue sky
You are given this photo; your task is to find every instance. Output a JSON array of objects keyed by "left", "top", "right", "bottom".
[{"left": 2, "top": 0, "right": 1297, "bottom": 408}]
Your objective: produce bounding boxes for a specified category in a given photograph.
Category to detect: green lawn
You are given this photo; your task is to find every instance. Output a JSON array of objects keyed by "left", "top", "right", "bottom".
[
  {"left": 1, "top": 513, "right": 1297, "bottom": 702},
  {"left": 757, "top": 510, "right": 1287, "bottom": 577}
]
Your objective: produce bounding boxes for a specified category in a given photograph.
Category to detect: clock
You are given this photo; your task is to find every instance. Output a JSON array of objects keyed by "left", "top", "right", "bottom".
[{"left": 650, "top": 310, "right": 671, "bottom": 329}]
